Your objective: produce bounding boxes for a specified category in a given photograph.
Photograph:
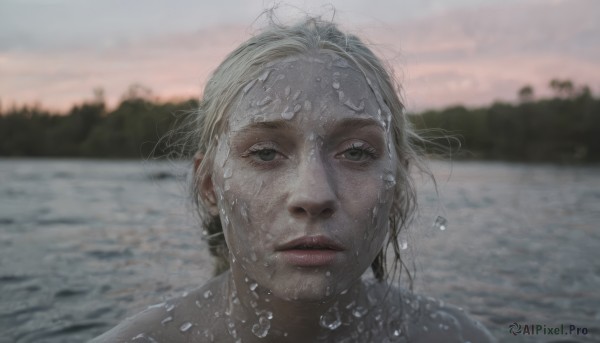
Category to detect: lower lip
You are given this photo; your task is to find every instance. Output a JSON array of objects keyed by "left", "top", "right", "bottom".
[{"left": 279, "top": 249, "right": 340, "bottom": 267}]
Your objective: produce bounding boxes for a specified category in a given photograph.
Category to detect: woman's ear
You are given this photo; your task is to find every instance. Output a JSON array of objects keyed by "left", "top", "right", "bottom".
[{"left": 194, "top": 151, "right": 219, "bottom": 217}]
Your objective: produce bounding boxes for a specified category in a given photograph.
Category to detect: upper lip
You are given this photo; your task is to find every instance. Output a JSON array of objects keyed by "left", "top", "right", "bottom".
[{"left": 275, "top": 235, "right": 345, "bottom": 251}]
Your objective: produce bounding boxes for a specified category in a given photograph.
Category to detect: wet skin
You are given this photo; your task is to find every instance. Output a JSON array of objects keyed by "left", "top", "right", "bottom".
[
  {"left": 211, "top": 53, "right": 397, "bottom": 304},
  {"left": 90, "top": 53, "right": 496, "bottom": 343}
]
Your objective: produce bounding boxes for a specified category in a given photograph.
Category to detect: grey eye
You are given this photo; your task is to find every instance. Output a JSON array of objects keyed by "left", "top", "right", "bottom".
[
  {"left": 257, "top": 149, "right": 276, "bottom": 161},
  {"left": 344, "top": 149, "right": 364, "bottom": 161}
]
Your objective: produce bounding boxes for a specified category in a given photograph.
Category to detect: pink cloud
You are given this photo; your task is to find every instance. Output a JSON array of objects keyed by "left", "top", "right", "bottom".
[{"left": 1, "top": 0, "right": 598, "bottom": 112}]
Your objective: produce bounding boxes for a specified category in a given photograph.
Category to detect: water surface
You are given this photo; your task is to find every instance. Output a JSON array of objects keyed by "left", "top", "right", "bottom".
[{"left": 0, "top": 159, "right": 598, "bottom": 342}]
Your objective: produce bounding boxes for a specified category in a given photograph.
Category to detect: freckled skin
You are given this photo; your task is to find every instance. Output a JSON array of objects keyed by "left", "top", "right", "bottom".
[{"left": 90, "top": 54, "right": 496, "bottom": 343}]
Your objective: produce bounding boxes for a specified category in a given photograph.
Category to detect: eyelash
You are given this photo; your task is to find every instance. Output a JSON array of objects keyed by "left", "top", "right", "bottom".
[
  {"left": 339, "top": 143, "right": 378, "bottom": 164},
  {"left": 242, "top": 142, "right": 378, "bottom": 167},
  {"left": 242, "top": 145, "right": 283, "bottom": 167}
]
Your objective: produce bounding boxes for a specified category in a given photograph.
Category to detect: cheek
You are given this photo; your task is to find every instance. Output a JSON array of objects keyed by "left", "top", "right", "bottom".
[{"left": 215, "top": 173, "right": 277, "bottom": 262}]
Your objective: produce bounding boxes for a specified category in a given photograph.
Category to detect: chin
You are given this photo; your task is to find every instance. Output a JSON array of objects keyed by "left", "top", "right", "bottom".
[{"left": 266, "top": 271, "right": 349, "bottom": 302}]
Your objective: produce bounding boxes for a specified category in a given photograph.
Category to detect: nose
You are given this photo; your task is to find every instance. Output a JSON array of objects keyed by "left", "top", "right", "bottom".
[{"left": 287, "top": 156, "right": 337, "bottom": 219}]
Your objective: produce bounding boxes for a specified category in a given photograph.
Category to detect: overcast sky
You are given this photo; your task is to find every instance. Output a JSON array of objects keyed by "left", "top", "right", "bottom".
[{"left": 1, "top": 0, "right": 599, "bottom": 111}]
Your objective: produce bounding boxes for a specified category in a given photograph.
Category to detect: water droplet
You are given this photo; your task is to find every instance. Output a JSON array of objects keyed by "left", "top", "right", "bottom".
[
  {"left": 180, "top": 322, "right": 192, "bottom": 332},
  {"left": 223, "top": 168, "right": 233, "bottom": 179},
  {"left": 293, "top": 103, "right": 302, "bottom": 113},
  {"left": 382, "top": 173, "right": 396, "bottom": 189},
  {"left": 393, "top": 329, "right": 401, "bottom": 336},
  {"left": 204, "top": 290, "right": 213, "bottom": 299},
  {"left": 165, "top": 303, "right": 175, "bottom": 312},
  {"left": 400, "top": 240, "right": 408, "bottom": 250},
  {"left": 357, "top": 321, "right": 365, "bottom": 333},
  {"left": 352, "top": 306, "right": 368, "bottom": 318},
  {"left": 319, "top": 306, "right": 342, "bottom": 330},
  {"left": 325, "top": 271, "right": 331, "bottom": 277},
  {"left": 243, "top": 79, "right": 257, "bottom": 94},
  {"left": 251, "top": 316, "right": 271, "bottom": 338},
  {"left": 281, "top": 106, "right": 295, "bottom": 120},
  {"left": 343, "top": 99, "right": 365, "bottom": 112},
  {"left": 332, "top": 81, "right": 340, "bottom": 89},
  {"left": 284, "top": 86, "right": 291, "bottom": 97},
  {"left": 433, "top": 216, "right": 448, "bottom": 231},
  {"left": 161, "top": 316, "right": 173, "bottom": 325},
  {"left": 249, "top": 283, "right": 258, "bottom": 291},
  {"left": 257, "top": 96, "right": 272, "bottom": 107},
  {"left": 147, "top": 302, "right": 165, "bottom": 309},
  {"left": 337, "top": 90, "right": 345, "bottom": 101},
  {"left": 258, "top": 69, "right": 272, "bottom": 82},
  {"left": 303, "top": 100, "right": 312, "bottom": 111},
  {"left": 226, "top": 318, "right": 237, "bottom": 338},
  {"left": 195, "top": 300, "right": 203, "bottom": 308},
  {"left": 292, "top": 90, "right": 302, "bottom": 100}
]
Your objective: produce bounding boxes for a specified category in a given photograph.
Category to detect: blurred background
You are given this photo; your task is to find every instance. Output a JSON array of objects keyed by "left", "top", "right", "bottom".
[{"left": 0, "top": 0, "right": 599, "bottom": 342}]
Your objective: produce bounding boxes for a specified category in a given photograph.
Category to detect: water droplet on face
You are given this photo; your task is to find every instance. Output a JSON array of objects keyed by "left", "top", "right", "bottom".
[
  {"left": 303, "top": 100, "right": 312, "bottom": 111},
  {"left": 393, "top": 329, "right": 401, "bottom": 336},
  {"left": 433, "top": 216, "right": 448, "bottom": 231},
  {"left": 332, "top": 81, "right": 340, "bottom": 89},
  {"left": 400, "top": 240, "right": 408, "bottom": 250},
  {"left": 161, "top": 316, "right": 173, "bottom": 325},
  {"left": 319, "top": 306, "right": 342, "bottom": 330},
  {"left": 292, "top": 90, "right": 302, "bottom": 101},
  {"left": 223, "top": 168, "right": 233, "bottom": 179},
  {"left": 251, "top": 316, "right": 271, "bottom": 338},
  {"left": 382, "top": 173, "right": 396, "bottom": 189},
  {"left": 258, "top": 69, "right": 272, "bottom": 82},
  {"left": 257, "top": 96, "right": 272, "bottom": 107},
  {"left": 249, "top": 282, "right": 258, "bottom": 291},
  {"left": 293, "top": 103, "right": 302, "bottom": 113},
  {"left": 284, "top": 86, "right": 291, "bottom": 97},
  {"left": 281, "top": 106, "right": 295, "bottom": 120},
  {"left": 180, "top": 322, "right": 192, "bottom": 332},
  {"left": 243, "top": 79, "right": 257, "bottom": 94},
  {"left": 343, "top": 99, "right": 365, "bottom": 112},
  {"left": 165, "top": 303, "right": 175, "bottom": 312},
  {"left": 204, "top": 290, "right": 213, "bottom": 299}
]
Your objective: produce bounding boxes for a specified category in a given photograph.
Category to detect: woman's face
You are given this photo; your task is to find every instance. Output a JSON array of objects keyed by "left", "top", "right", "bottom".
[{"left": 209, "top": 53, "right": 398, "bottom": 301}]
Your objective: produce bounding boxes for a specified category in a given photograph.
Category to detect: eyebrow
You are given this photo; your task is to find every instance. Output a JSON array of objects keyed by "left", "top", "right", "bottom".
[
  {"left": 232, "top": 117, "right": 384, "bottom": 136},
  {"left": 232, "top": 120, "right": 295, "bottom": 134},
  {"left": 333, "top": 117, "right": 385, "bottom": 132}
]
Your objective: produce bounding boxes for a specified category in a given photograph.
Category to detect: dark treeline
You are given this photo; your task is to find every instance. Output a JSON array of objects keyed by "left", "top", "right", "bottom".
[
  {"left": 410, "top": 80, "right": 600, "bottom": 162},
  {"left": 1, "top": 79, "right": 599, "bottom": 162}
]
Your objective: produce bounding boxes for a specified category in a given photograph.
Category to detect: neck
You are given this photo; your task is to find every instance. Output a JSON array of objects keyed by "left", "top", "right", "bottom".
[{"left": 222, "top": 268, "right": 381, "bottom": 343}]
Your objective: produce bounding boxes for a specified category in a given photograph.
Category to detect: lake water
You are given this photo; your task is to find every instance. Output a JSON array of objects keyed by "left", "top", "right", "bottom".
[{"left": 0, "top": 159, "right": 598, "bottom": 343}]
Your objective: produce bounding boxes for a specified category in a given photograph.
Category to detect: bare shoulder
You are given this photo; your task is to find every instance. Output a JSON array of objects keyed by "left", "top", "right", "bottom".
[
  {"left": 89, "top": 274, "right": 229, "bottom": 343},
  {"left": 398, "top": 290, "right": 496, "bottom": 343}
]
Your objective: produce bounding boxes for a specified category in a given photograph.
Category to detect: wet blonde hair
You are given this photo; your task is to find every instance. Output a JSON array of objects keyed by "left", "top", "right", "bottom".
[{"left": 182, "top": 16, "right": 424, "bottom": 284}]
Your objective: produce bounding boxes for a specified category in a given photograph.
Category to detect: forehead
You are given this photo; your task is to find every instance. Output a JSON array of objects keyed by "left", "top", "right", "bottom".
[{"left": 227, "top": 53, "right": 385, "bottom": 131}]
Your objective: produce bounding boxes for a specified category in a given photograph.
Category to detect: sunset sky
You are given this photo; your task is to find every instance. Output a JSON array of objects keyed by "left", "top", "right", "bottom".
[{"left": 1, "top": 0, "right": 599, "bottom": 112}]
